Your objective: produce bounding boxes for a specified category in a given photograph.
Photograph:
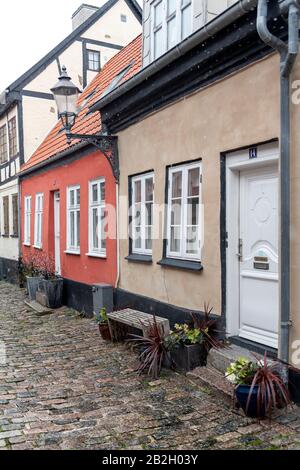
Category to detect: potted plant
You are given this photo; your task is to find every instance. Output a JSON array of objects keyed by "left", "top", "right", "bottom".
[
  {"left": 22, "top": 254, "right": 43, "bottom": 301},
  {"left": 226, "top": 355, "right": 291, "bottom": 418},
  {"left": 94, "top": 308, "right": 111, "bottom": 341},
  {"left": 289, "top": 366, "right": 300, "bottom": 406},
  {"left": 164, "top": 323, "right": 207, "bottom": 372},
  {"left": 164, "top": 303, "right": 224, "bottom": 372},
  {"left": 129, "top": 315, "right": 172, "bottom": 379},
  {"left": 36, "top": 253, "right": 63, "bottom": 309}
]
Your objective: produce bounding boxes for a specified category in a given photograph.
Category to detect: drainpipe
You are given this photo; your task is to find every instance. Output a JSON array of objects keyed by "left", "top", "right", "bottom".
[{"left": 257, "top": 0, "right": 300, "bottom": 363}]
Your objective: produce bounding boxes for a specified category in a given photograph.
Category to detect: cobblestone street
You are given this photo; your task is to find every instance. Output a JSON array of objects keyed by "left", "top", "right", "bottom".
[{"left": 0, "top": 282, "right": 300, "bottom": 450}]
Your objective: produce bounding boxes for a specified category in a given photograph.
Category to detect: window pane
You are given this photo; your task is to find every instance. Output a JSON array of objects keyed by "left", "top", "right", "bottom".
[
  {"left": 171, "top": 201, "right": 181, "bottom": 225},
  {"left": 170, "top": 226, "right": 181, "bottom": 253},
  {"left": 134, "top": 227, "right": 141, "bottom": 249},
  {"left": 76, "top": 189, "right": 80, "bottom": 206},
  {"left": 187, "top": 198, "right": 199, "bottom": 225},
  {"left": 76, "top": 210, "right": 80, "bottom": 246},
  {"left": 188, "top": 167, "right": 200, "bottom": 196},
  {"left": 168, "top": 0, "right": 176, "bottom": 15},
  {"left": 70, "top": 212, "right": 75, "bottom": 246},
  {"left": 154, "top": 28, "right": 163, "bottom": 59},
  {"left": 101, "top": 207, "right": 106, "bottom": 250},
  {"left": 172, "top": 171, "right": 182, "bottom": 198},
  {"left": 145, "top": 202, "right": 153, "bottom": 226},
  {"left": 145, "top": 177, "right": 153, "bottom": 202},
  {"left": 92, "top": 184, "right": 98, "bottom": 203},
  {"left": 167, "top": 17, "right": 177, "bottom": 49},
  {"left": 93, "top": 208, "right": 99, "bottom": 249},
  {"left": 134, "top": 203, "right": 141, "bottom": 226},
  {"left": 70, "top": 190, "right": 74, "bottom": 207},
  {"left": 182, "top": 4, "right": 192, "bottom": 40},
  {"left": 134, "top": 180, "right": 141, "bottom": 203},
  {"left": 100, "top": 182, "right": 105, "bottom": 201},
  {"left": 154, "top": 1, "right": 163, "bottom": 26},
  {"left": 186, "top": 226, "right": 198, "bottom": 255},
  {"left": 145, "top": 227, "right": 152, "bottom": 250}
]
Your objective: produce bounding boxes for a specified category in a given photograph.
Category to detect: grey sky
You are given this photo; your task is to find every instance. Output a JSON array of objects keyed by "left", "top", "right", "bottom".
[{"left": 0, "top": 0, "right": 141, "bottom": 91}]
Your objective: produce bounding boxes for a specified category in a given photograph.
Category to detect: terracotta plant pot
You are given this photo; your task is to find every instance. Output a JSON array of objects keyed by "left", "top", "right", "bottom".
[{"left": 99, "top": 323, "right": 111, "bottom": 341}]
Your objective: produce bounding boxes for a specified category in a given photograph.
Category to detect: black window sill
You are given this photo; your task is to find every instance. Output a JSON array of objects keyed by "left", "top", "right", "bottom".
[
  {"left": 1, "top": 234, "right": 9, "bottom": 238},
  {"left": 125, "top": 254, "right": 152, "bottom": 264},
  {"left": 10, "top": 234, "right": 19, "bottom": 238},
  {"left": 157, "top": 258, "right": 203, "bottom": 272}
]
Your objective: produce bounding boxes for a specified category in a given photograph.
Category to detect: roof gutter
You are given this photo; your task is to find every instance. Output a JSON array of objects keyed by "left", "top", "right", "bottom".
[
  {"left": 257, "top": 0, "right": 300, "bottom": 365},
  {"left": 90, "top": 0, "right": 258, "bottom": 113}
]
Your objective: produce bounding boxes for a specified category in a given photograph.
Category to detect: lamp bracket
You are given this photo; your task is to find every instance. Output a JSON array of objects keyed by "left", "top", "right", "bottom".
[{"left": 66, "top": 133, "right": 119, "bottom": 183}]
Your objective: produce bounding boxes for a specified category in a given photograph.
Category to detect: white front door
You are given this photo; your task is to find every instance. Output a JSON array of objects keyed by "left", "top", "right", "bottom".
[
  {"left": 238, "top": 165, "right": 279, "bottom": 348},
  {"left": 54, "top": 192, "right": 61, "bottom": 276}
]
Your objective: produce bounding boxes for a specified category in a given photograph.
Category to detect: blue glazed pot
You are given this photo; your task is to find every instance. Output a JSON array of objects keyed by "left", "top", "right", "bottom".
[{"left": 236, "top": 385, "right": 266, "bottom": 418}]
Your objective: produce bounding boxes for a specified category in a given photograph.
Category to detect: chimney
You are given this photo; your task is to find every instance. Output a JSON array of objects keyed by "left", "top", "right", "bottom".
[{"left": 72, "top": 4, "right": 99, "bottom": 30}]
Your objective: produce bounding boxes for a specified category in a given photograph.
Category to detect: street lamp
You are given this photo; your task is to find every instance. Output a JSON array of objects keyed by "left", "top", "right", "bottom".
[
  {"left": 50, "top": 66, "right": 119, "bottom": 182},
  {"left": 51, "top": 65, "right": 81, "bottom": 136}
]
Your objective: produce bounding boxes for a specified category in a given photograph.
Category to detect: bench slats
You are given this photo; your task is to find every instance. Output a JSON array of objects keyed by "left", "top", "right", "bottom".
[{"left": 107, "top": 309, "right": 170, "bottom": 341}]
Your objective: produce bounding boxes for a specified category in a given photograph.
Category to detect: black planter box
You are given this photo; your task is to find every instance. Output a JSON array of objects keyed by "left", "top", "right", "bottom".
[
  {"left": 289, "top": 368, "right": 300, "bottom": 406},
  {"left": 38, "top": 278, "right": 63, "bottom": 309},
  {"left": 169, "top": 344, "right": 207, "bottom": 372},
  {"left": 26, "top": 276, "right": 43, "bottom": 301}
]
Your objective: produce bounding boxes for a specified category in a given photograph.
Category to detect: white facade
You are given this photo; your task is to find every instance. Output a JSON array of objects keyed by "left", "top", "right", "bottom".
[{"left": 0, "top": 0, "right": 142, "bottom": 277}]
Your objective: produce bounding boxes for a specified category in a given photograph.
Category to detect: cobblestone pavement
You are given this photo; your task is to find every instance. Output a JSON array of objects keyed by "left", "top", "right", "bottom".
[{"left": 1, "top": 282, "right": 300, "bottom": 450}]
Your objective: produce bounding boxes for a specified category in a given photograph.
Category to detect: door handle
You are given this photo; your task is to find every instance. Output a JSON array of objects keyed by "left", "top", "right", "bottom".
[{"left": 236, "top": 238, "right": 243, "bottom": 261}]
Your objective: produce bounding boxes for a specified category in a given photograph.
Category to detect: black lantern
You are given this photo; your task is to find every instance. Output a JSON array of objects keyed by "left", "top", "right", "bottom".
[
  {"left": 50, "top": 66, "right": 120, "bottom": 183},
  {"left": 51, "top": 65, "right": 81, "bottom": 132}
]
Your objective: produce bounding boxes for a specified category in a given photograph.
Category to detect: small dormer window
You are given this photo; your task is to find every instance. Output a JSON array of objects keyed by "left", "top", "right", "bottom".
[
  {"left": 151, "top": 0, "right": 193, "bottom": 61},
  {"left": 101, "top": 62, "right": 134, "bottom": 98},
  {"left": 87, "top": 50, "right": 100, "bottom": 72},
  {"left": 121, "top": 14, "right": 127, "bottom": 22}
]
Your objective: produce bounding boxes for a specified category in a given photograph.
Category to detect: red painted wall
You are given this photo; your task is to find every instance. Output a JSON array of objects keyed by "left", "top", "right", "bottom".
[{"left": 20, "top": 149, "right": 117, "bottom": 287}]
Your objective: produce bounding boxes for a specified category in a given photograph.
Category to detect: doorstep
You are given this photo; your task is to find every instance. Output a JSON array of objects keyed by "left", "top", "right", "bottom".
[
  {"left": 207, "top": 343, "right": 264, "bottom": 376},
  {"left": 187, "top": 365, "right": 234, "bottom": 400},
  {"left": 187, "top": 343, "right": 266, "bottom": 402}
]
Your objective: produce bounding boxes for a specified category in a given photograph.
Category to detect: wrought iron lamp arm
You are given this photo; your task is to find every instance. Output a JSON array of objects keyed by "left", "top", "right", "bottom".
[{"left": 65, "top": 131, "right": 120, "bottom": 183}]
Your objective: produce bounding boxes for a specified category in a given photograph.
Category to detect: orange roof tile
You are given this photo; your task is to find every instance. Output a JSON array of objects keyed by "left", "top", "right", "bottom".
[{"left": 21, "top": 34, "right": 142, "bottom": 172}]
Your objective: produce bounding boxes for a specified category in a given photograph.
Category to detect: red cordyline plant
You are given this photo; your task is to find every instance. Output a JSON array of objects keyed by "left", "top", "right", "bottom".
[
  {"left": 246, "top": 353, "right": 291, "bottom": 418},
  {"left": 191, "top": 302, "right": 225, "bottom": 351},
  {"left": 129, "top": 315, "right": 171, "bottom": 379}
]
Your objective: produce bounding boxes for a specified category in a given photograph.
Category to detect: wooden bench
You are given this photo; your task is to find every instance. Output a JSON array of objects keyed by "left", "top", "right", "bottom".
[{"left": 107, "top": 308, "right": 170, "bottom": 342}]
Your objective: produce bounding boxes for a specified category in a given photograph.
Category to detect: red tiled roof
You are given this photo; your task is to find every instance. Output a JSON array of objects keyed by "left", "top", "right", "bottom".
[{"left": 21, "top": 34, "right": 142, "bottom": 172}]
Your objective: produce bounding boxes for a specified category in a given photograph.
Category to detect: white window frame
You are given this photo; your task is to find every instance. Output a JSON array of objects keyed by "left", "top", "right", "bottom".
[
  {"left": 131, "top": 172, "right": 154, "bottom": 256},
  {"left": 24, "top": 196, "right": 31, "bottom": 246},
  {"left": 87, "top": 50, "right": 100, "bottom": 72},
  {"left": 166, "top": 161, "right": 202, "bottom": 261},
  {"left": 34, "top": 193, "right": 43, "bottom": 249},
  {"left": 150, "top": 0, "right": 193, "bottom": 61},
  {"left": 66, "top": 185, "right": 80, "bottom": 254},
  {"left": 88, "top": 178, "right": 106, "bottom": 258}
]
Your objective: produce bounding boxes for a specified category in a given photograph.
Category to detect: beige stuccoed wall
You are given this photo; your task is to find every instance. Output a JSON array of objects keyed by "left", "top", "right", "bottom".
[{"left": 117, "top": 53, "right": 281, "bottom": 316}]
